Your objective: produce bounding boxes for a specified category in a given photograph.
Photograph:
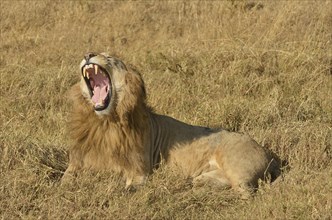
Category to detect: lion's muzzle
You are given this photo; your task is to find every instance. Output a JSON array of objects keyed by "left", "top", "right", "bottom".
[{"left": 81, "top": 63, "right": 111, "bottom": 111}]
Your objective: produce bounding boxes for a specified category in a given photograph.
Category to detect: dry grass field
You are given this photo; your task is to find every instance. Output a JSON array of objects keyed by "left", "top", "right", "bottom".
[{"left": 1, "top": 1, "right": 332, "bottom": 219}]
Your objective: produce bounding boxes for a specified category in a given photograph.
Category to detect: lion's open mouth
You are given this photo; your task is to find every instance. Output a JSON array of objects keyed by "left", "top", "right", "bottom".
[{"left": 82, "top": 64, "right": 111, "bottom": 111}]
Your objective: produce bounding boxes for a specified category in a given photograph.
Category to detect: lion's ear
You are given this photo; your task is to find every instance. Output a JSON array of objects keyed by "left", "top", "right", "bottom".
[{"left": 117, "top": 70, "right": 146, "bottom": 120}]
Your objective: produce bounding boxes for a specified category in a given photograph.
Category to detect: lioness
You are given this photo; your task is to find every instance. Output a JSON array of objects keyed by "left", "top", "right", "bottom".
[{"left": 63, "top": 52, "right": 281, "bottom": 195}]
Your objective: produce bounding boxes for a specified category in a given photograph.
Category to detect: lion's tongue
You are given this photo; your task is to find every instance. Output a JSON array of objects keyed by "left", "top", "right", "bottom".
[{"left": 91, "top": 75, "right": 109, "bottom": 107}]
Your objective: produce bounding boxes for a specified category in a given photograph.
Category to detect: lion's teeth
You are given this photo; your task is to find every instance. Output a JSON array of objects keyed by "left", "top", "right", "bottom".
[
  {"left": 94, "top": 65, "right": 98, "bottom": 75},
  {"left": 83, "top": 66, "right": 89, "bottom": 77},
  {"left": 86, "top": 72, "right": 90, "bottom": 79}
]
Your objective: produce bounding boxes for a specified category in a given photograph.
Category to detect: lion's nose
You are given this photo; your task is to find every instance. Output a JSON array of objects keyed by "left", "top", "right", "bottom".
[{"left": 84, "top": 52, "right": 96, "bottom": 61}]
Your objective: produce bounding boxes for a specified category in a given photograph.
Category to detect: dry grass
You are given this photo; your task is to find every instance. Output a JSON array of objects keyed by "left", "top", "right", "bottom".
[{"left": 1, "top": 1, "right": 332, "bottom": 219}]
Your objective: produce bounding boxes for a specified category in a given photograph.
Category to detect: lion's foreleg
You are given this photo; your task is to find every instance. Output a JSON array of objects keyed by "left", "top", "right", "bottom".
[
  {"left": 125, "top": 174, "right": 147, "bottom": 190},
  {"left": 61, "top": 164, "right": 78, "bottom": 184}
]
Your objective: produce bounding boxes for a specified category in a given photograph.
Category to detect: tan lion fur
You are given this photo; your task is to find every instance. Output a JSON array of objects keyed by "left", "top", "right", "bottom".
[{"left": 63, "top": 52, "right": 281, "bottom": 194}]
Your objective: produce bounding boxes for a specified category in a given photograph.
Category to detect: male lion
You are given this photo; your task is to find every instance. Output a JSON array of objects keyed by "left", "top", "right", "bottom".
[{"left": 63, "top": 52, "right": 281, "bottom": 195}]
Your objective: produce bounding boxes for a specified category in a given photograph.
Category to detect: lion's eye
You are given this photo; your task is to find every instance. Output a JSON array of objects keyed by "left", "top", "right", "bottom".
[{"left": 106, "top": 58, "right": 113, "bottom": 66}]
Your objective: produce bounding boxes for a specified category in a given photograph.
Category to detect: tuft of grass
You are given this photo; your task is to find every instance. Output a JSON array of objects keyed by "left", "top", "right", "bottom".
[{"left": 1, "top": 1, "right": 331, "bottom": 219}]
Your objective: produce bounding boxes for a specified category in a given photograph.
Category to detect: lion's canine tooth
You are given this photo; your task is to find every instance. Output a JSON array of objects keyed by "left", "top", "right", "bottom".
[
  {"left": 87, "top": 72, "right": 90, "bottom": 79},
  {"left": 83, "top": 67, "right": 87, "bottom": 77},
  {"left": 94, "top": 65, "right": 98, "bottom": 75}
]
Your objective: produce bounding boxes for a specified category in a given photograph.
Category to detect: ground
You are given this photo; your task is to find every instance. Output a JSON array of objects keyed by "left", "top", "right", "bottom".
[{"left": 0, "top": 1, "right": 331, "bottom": 219}]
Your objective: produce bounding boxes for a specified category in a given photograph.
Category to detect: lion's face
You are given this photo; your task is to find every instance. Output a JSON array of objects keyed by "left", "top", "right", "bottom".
[{"left": 79, "top": 52, "right": 145, "bottom": 117}]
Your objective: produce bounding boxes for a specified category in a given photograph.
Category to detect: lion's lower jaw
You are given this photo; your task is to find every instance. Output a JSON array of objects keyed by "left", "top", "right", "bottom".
[{"left": 94, "top": 106, "right": 112, "bottom": 116}]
